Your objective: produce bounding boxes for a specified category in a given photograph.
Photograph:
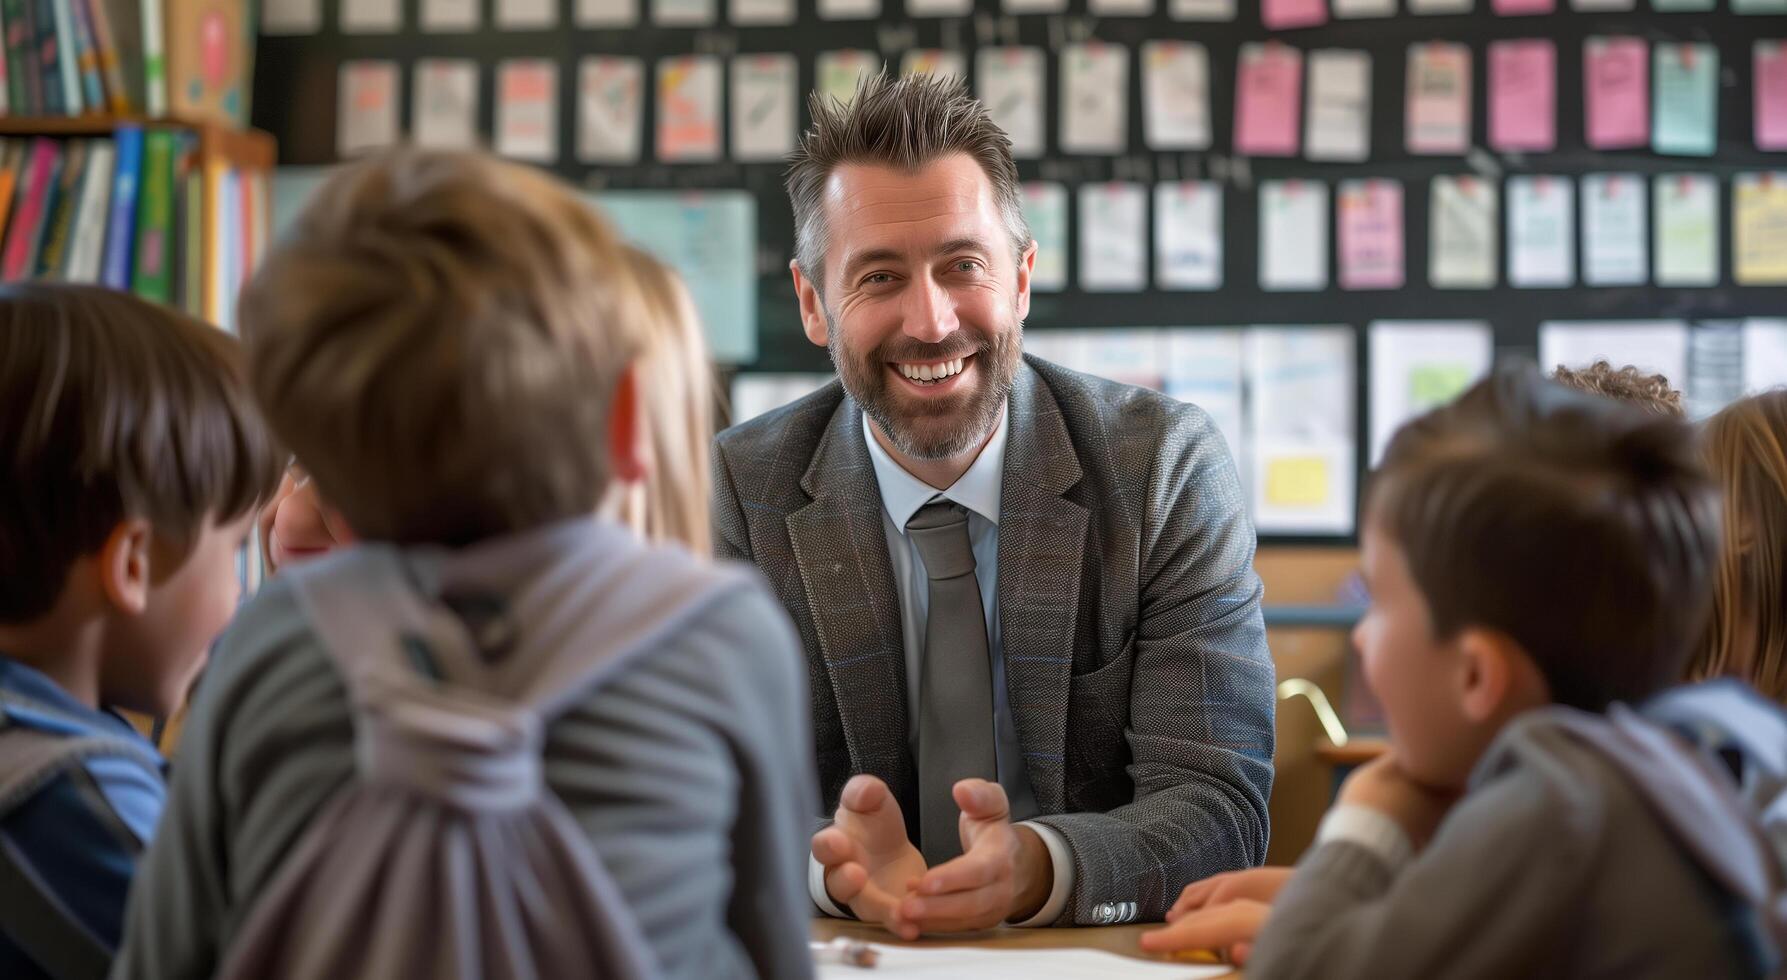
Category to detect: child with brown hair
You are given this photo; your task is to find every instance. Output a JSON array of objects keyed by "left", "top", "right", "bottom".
[
  {"left": 1144, "top": 367, "right": 1785, "bottom": 976},
  {"left": 1550, "top": 359, "right": 1687, "bottom": 418},
  {"left": 0, "top": 283, "right": 282, "bottom": 979},
  {"left": 115, "top": 150, "right": 816, "bottom": 980},
  {"left": 1693, "top": 389, "right": 1787, "bottom": 702}
]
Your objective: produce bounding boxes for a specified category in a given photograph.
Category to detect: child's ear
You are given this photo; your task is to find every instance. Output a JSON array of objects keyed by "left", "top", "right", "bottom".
[
  {"left": 606, "top": 364, "right": 649, "bottom": 485},
  {"left": 1456, "top": 628, "right": 1548, "bottom": 723},
  {"left": 97, "top": 519, "right": 154, "bottom": 616}
]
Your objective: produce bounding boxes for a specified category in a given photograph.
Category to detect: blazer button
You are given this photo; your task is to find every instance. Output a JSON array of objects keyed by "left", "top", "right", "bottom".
[{"left": 1093, "top": 902, "right": 1115, "bottom": 924}]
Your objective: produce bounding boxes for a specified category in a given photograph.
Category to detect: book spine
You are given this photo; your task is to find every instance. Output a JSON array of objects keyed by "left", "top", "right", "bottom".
[
  {"left": 100, "top": 124, "right": 138, "bottom": 288},
  {"left": 37, "top": 139, "right": 84, "bottom": 276},
  {"left": 65, "top": 138, "right": 111, "bottom": 281},
  {"left": 5, "top": 139, "right": 60, "bottom": 278},
  {"left": 138, "top": 0, "right": 160, "bottom": 115},
  {"left": 33, "top": 0, "right": 61, "bottom": 114},
  {"left": 130, "top": 128, "right": 171, "bottom": 302},
  {"left": 200, "top": 154, "right": 220, "bottom": 322},
  {"left": 5, "top": 0, "right": 37, "bottom": 112},
  {"left": 65, "top": 0, "right": 100, "bottom": 110},
  {"left": 0, "top": 142, "right": 20, "bottom": 239},
  {"left": 180, "top": 165, "right": 200, "bottom": 316},
  {"left": 83, "top": 0, "right": 122, "bottom": 111},
  {"left": 0, "top": 6, "right": 10, "bottom": 115},
  {"left": 46, "top": 0, "right": 77, "bottom": 113}
]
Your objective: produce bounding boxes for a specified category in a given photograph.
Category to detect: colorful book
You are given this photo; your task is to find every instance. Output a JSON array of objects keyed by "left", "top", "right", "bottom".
[
  {"left": 65, "top": 0, "right": 101, "bottom": 110},
  {"left": 100, "top": 124, "right": 140, "bottom": 289},
  {"left": 86, "top": 0, "right": 141, "bottom": 113},
  {"left": 3, "top": 139, "right": 62, "bottom": 280},
  {"left": 200, "top": 154, "right": 222, "bottom": 322},
  {"left": 64, "top": 137, "right": 112, "bottom": 282},
  {"left": 165, "top": 0, "right": 245, "bottom": 125},
  {"left": 139, "top": 0, "right": 161, "bottom": 115},
  {"left": 0, "top": 5, "right": 10, "bottom": 115},
  {"left": 31, "top": 0, "right": 60, "bottom": 114},
  {"left": 45, "top": 0, "right": 79, "bottom": 113},
  {"left": 131, "top": 129, "right": 174, "bottom": 303},
  {"left": 37, "top": 138, "right": 87, "bottom": 276},
  {"left": 5, "top": 0, "right": 40, "bottom": 113},
  {"left": 180, "top": 164, "right": 200, "bottom": 316},
  {"left": 0, "top": 141, "right": 25, "bottom": 244}
]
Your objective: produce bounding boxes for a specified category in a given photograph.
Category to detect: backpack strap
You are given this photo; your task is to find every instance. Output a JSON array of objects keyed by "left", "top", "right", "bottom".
[{"left": 0, "top": 693, "right": 162, "bottom": 819}]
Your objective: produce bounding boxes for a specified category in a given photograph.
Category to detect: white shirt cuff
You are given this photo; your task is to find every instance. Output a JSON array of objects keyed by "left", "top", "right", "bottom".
[
  {"left": 1008, "top": 821, "right": 1074, "bottom": 927},
  {"left": 1316, "top": 804, "right": 1415, "bottom": 876},
  {"left": 808, "top": 852, "right": 849, "bottom": 918}
]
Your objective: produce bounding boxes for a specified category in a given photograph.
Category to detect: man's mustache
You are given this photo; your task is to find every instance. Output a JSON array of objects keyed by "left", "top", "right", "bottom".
[{"left": 873, "top": 334, "right": 995, "bottom": 364}]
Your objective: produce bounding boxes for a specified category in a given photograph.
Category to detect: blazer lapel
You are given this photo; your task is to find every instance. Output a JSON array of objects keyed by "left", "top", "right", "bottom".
[
  {"left": 786, "top": 399, "right": 914, "bottom": 799},
  {"left": 997, "top": 361, "right": 1088, "bottom": 815}
]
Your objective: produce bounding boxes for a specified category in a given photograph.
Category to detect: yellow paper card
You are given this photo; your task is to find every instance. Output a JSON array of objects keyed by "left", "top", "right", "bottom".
[
  {"left": 1735, "top": 173, "right": 1787, "bottom": 285},
  {"left": 1266, "top": 457, "right": 1331, "bottom": 508}
]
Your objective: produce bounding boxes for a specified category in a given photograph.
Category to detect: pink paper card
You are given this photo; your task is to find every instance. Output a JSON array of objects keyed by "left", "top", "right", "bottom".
[
  {"left": 1493, "top": 0, "right": 1553, "bottom": 13},
  {"left": 1406, "top": 43, "right": 1471, "bottom": 155},
  {"left": 1234, "top": 44, "right": 1302, "bottom": 157},
  {"left": 1758, "top": 41, "right": 1787, "bottom": 151},
  {"left": 1585, "top": 37, "right": 1648, "bottom": 149},
  {"left": 1489, "top": 39, "right": 1556, "bottom": 152},
  {"left": 1262, "top": 0, "right": 1326, "bottom": 28},
  {"left": 1338, "top": 179, "right": 1404, "bottom": 290}
]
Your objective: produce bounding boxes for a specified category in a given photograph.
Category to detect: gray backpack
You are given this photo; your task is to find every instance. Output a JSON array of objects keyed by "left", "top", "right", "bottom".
[{"left": 215, "top": 522, "right": 746, "bottom": 980}]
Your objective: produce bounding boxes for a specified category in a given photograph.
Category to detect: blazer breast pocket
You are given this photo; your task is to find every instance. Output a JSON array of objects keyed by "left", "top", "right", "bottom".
[{"left": 1067, "top": 636, "right": 1136, "bottom": 747}]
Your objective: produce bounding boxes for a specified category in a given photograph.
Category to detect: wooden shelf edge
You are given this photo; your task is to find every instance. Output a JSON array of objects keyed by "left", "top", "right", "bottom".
[{"left": 0, "top": 115, "right": 275, "bottom": 170}]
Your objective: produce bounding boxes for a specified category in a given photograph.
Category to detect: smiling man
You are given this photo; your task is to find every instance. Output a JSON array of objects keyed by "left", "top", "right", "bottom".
[{"left": 712, "top": 73, "right": 1274, "bottom": 933}]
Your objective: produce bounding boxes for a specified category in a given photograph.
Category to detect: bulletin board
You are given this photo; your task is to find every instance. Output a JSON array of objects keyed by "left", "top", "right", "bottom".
[{"left": 251, "top": 0, "right": 1787, "bottom": 540}]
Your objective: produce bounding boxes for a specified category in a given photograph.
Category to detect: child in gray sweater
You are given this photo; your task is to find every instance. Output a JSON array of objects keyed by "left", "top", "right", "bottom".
[{"left": 1144, "top": 366, "right": 1781, "bottom": 978}]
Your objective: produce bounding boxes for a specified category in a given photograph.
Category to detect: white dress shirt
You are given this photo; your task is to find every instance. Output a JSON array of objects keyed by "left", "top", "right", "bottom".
[{"left": 808, "top": 405, "right": 1074, "bottom": 927}]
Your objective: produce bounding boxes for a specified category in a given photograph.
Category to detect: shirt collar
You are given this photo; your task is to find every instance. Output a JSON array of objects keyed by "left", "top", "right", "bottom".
[
  {"left": 0, "top": 656, "right": 146, "bottom": 741},
  {"left": 861, "top": 401, "right": 1009, "bottom": 532}
]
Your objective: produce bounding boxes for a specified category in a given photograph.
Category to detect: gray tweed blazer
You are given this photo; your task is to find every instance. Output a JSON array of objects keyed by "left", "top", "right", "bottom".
[{"left": 712, "top": 354, "right": 1275, "bottom": 926}]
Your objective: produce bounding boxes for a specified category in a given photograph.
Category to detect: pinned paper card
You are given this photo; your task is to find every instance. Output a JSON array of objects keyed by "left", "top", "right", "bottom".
[
  {"left": 498, "top": 0, "right": 556, "bottom": 27},
  {"left": 342, "top": 0, "right": 400, "bottom": 32},
  {"left": 1735, "top": 173, "right": 1787, "bottom": 285},
  {"left": 1493, "top": 0, "right": 1552, "bottom": 13},
  {"left": 1410, "top": 0, "right": 1473, "bottom": 10},
  {"left": 577, "top": 0, "right": 637, "bottom": 25},
  {"left": 1651, "top": 0, "right": 1712, "bottom": 9},
  {"left": 1507, "top": 176, "right": 1575, "bottom": 288},
  {"left": 1407, "top": 44, "right": 1472, "bottom": 155},
  {"left": 1259, "top": 180, "right": 1329, "bottom": 291},
  {"left": 1078, "top": 183, "right": 1147, "bottom": 291},
  {"left": 816, "top": 51, "right": 879, "bottom": 107},
  {"left": 1090, "top": 0, "right": 1155, "bottom": 16},
  {"left": 1154, "top": 181, "right": 1223, "bottom": 290},
  {"left": 1170, "top": 0, "right": 1234, "bottom": 15},
  {"left": 1338, "top": 179, "right": 1404, "bottom": 290},
  {"left": 902, "top": 50, "right": 967, "bottom": 83},
  {"left": 651, "top": 0, "right": 713, "bottom": 24},
  {"left": 1306, "top": 49, "right": 1371, "bottom": 162},
  {"left": 1061, "top": 44, "right": 1130, "bottom": 155},
  {"left": 422, "top": 0, "right": 478, "bottom": 30},
  {"left": 594, "top": 192, "right": 757, "bottom": 363},
  {"left": 1368, "top": 321, "right": 1493, "bottom": 463},
  {"left": 817, "top": 0, "right": 878, "bottom": 19},
  {"left": 732, "top": 0, "right": 795, "bottom": 23},
  {"left": 261, "top": 0, "right": 321, "bottom": 34},
  {"left": 1654, "top": 174, "right": 1719, "bottom": 286},
  {"left": 1235, "top": 44, "right": 1302, "bottom": 157},
  {"left": 496, "top": 60, "right": 557, "bottom": 162},
  {"left": 1005, "top": 0, "right": 1067, "bottom": 12},
  {"left": 1584, "top": 37, "right": 1647, "bottom": 149},
  {"left": 1572, "top": 0, "right": 1632, "bottom": 8},
  {"left": 1734, "top": 0, "right": 1787, "bottom": 11},
  {"left": 412, "top": 60, "right": 479, "bottom": 150},
  {"left": 909, "top": 0, "right": 972, "bottom": 16},
  {"left": 1430, "top": 176, "right": 1498, "bottom": 288},
  {"left": 1023, "top": 183, "right": 1069, "bottom": 293},
  {"left": 731, "top": 55, "right": 797, "bottom": 163},
  {"left": 1654, "top": 44, "right": 1718, "bottom": 157},
  {"left": 1582, "top": 173, "right": 1648, "bottom": 286},
  {"left": 1143, "top": 42, "right": 1210, "bottom": 151},
  {"left": 1263, "top": 0, "right": 1325, "bottom": 28},
  {"left": 1540, "top": 321, "right": 1688, "bottom": 384},
  {"left": 978, "top": 48, "right": 1047, "bottom": 159},
  {"left": 1744, "top": 319, "right": 1787, "bottom": 392},
  {"left": 1335, "top": 0, "right": 1395, "bottom": 17},
  {"left": 656, "top": 56, "right": 721, "bottom": 162},
  {"left": 1080, "top": 330, "right": 1166, "bottom": 389},
  {"left": 1163, "top": 330, "right": 1246, "bottom": 460},
  {"left": 1489, "top": 40, "right": 1555, "bottom": 152},
  {"left": 1247, "top": 326, "right": 1356, "bottom": 535},
  {"left": 1757, "top": 42, "right": 1787, "bottom": 151},
  {"left": 337, "top": 61, "right": 398, "bottom": 157},
  {"left": 578, "top": 57, "right": 644, "bottom": 163}
]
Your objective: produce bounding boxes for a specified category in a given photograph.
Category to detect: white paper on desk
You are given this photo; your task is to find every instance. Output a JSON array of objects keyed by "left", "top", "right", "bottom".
[
  {"left": 818, "top": 0, "right": 879, "bottom": 17},
  {"left": 1306, "top": 49, "right": 1371, "bottom": 162},
  {"left": 908, "top": 0, "right": 971, "bottom": 16},
  {"left": 1368, "top": 321, "right": 1493, "bottom": 464},
  {"left": 1164, "top": 329, "right": 1247, "bottom": 466},
  {"left": 977, "top": 48, "right": 1046, "bottom": 159},
  {"left": 578, "top": 57, "right": 644, "bottom": 163},
  {"left": 1259, "top": 180, "right": 1328, "bottom": 292},
  {"left": 1023, "top": 182, "right": 1069, "bottom": 293},
  {"left": 1429, "top": 176, "right": 1497, "bottom": 289},
  {"left": 657, "top": 56, "right": 722, "bottom": 162},
  {"left": 496, "top": 60, "right": 558, "bottom": 162},
  {"left": 1655, "top": 173, "right": 1719, "bottom": 287},
  {"left": 1335, "top": 0, "right": 1394, "bottom": 16},
  {"left": 1154, "top": 180, "right": 1222, "bottom": 290},
  {"left": 816, "top": 943, "right": 1231, "bottom": 979},
  {"left": 1247, "top": 325, "right": 1357, "bottom": 536},
  {"left": 731, "top": 56, "right": 797, "bottom": 162},
  {"left": 337, "top": 61, "right": 399, "bottom": 157},
  {"left": 1091, "top": 0, "right": 1155, "bottom": 15},
  {"left": 497, "top": 0, "right": 557, "bottom": 27},
  {"left": 1081, "top": 329, "right": 1166, "bottom": 388},
  {"left": 422, "top": 0, "right": 478, "bottom": 30},
  {"left": 577, "top": 0, "right": 638, "bottom": 25},
  {"left": 1170, "top": 0, "right": 1234, "bottom": 16},
  {"left": 902, "top": 50, "right": 967, "bottom": 83},
  {"left": 1142, "top": 42, "right": 1209, "bottom": 151},
  {"left": 1078, "top": 183, "right": 1147, "bottom": 291},
  {"left": 1410, "top": 0, "right": 1472, "bottom": 11},
  {"left": 261, "top": 0, "right": 320, "bottom": 35},
  {"left": 817, "top": 50, "right": 880, "bottom": 106},
  {"left": 413, "top": 60, "right": 480, "bottom": 149},
  {"left": 1744, "top": 319, "right": 1787, "bottom": 392},
  {"left": 652, "top": 0, "right": 713, "bottom": 24},
  {"left": 1582, "top": 173, "right": 1648, "bottom": 286},
  {"left": 1507, "top": 176, "right": 1574, "bottom": 288},
  {"left": 1061, "top": 43, "right": 1129, "bottom": 155},
  {"left": 733, "top": 0, "right": 795, "bottom": 22},
  {"left": 1539, "top": 320, "right": 1689, "bottom": 382},
  {"left": 341, "top": 0, "right": 400, "bottom": 32}
]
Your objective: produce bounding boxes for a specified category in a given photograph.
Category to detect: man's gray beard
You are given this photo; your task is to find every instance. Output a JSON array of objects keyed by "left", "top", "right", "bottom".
[{"left": 826, "top": 312, "right": 1022, "bottom": 461}]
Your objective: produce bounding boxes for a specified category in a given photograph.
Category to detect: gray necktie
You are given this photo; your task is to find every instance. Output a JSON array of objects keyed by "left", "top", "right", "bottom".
[{"left": 906, "top": 501, "right": 997, "bottom": 866}]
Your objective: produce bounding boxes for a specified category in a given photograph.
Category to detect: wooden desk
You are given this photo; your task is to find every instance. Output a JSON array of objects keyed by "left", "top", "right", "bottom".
[
  {"left": 812, "top": 917, "right": 1240, "bottom": 977},
  {"left": 1315, "top": 735, "right": 1390, "bottom": 768}
]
